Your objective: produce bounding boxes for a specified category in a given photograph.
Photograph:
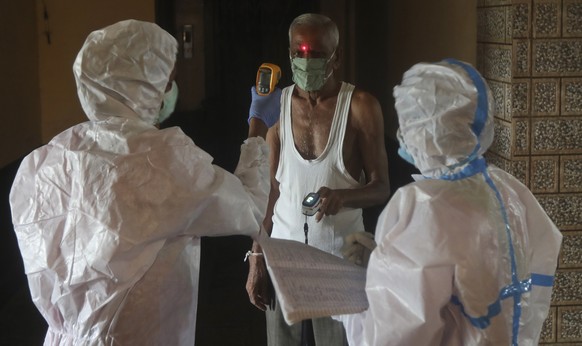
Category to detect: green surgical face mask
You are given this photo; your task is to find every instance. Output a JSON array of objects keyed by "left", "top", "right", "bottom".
[
  {"left": 158, "top": 81, "right": 178, "bottom": 124},
  {"left": 290, "top": 50, "right": 335, "bottom": 92}
]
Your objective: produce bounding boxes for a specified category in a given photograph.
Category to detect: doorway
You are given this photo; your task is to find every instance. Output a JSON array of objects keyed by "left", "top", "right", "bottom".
[{"left": 156, "top": 2, "right": 320, "bottom": 345}]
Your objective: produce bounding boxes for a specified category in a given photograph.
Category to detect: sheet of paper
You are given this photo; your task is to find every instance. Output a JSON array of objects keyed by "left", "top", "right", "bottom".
[{"left": 259, "top": 235, "right": 368, "bottom": 325}]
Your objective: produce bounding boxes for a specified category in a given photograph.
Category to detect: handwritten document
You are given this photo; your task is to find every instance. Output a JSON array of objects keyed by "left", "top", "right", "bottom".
[{"left": 258, "top": 234, "right": 368, "bottom": 325}]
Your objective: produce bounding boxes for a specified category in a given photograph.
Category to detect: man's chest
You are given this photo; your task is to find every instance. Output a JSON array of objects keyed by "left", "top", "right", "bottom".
[{"left": 289, "top": 98, "right": 356, "bottom": 161}]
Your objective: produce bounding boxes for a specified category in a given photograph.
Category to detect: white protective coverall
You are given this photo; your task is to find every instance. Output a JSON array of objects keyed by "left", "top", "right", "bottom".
[
  {"left": 342, "top": 59, "right": 562, "bottom": 345},
  {"left": 10, "top": 20, "right": 269, "bottom": 346}
]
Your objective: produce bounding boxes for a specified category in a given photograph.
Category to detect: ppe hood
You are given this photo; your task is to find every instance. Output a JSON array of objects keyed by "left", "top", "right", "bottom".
[
  {"left": 394, "top": 59, "right": 495, "bottom": 178},
  {"left": 73, "top": 19, "right": 178, "bottom": 125}
]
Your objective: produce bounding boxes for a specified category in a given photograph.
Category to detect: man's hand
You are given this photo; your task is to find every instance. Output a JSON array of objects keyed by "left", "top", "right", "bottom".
[
  {"left": 315, "top": 187, "right": 345, "bottom": 222},
  {"left": 246, "top": 254, "right": 271, "bottom": 311},
  {"left": 342, "top": 231, "right": 377, "bottom": 267},
  {"left": 248, "top": 86, "right": 282, "bottom": 128}
]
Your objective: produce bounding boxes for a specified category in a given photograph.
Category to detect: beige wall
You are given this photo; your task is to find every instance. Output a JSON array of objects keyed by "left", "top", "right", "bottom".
[
  {"left": 321, "top": 0, "right": 477, "bottom": 139},
  {"left": 0, "top": 0, "right": 155, "bottom": 168},
  {"left": 388, "top": 0, "right": 477, "bottom": 69},
  {"left": 0, "top": 2, "right": 41, "bottom": 168},
  {"left": 385, "top": 0, "right": 478, "bottom": 137},
  {"left": 37, "top": 0, "right": 155, "bottom": 143}
]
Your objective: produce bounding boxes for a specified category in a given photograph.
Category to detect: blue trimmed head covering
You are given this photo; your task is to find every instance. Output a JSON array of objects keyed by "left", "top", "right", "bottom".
[{"left": 393, "top": 59, "right": 495, "bottom": 179}]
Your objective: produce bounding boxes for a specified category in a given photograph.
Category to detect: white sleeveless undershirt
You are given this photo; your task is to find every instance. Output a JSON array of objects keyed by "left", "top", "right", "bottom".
[{"left": 271, "top": 82, "right": 364, "bottom": 256}]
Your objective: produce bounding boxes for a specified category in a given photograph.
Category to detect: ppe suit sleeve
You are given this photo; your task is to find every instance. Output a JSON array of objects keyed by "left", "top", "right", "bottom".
[
  {"left": 234, "top": 136, "right": 270, "bottom": 225},
  {"left": 360, "top": 188, "right": 455, "bottom": 346},
  {"left": 173, "top": 137, "right": 270, "bottom": 239},
  {"left": 98, "top": 129, "right": 270, "bottom": 241}
]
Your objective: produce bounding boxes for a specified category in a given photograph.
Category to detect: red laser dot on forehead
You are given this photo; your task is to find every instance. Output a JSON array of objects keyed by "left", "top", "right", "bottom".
[{"left": 300, "top": 44, "right": 309, "bottom": 52}]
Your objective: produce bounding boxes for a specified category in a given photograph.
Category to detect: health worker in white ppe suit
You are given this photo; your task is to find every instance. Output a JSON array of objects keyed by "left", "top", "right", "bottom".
[
  {"left": 340, "top": 59, "right": 562, "bottom": 345},
  {"left": 10, "top": 19, "right": 271, "bottom": 345}
]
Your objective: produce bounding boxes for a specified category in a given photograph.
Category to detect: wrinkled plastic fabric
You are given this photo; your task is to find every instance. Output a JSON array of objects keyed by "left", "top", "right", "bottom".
[
  {"left": 73, "top": 19, "right": 176, "bottom": 126},
  {"left": 394, "top": 61, "right": 495, "bottom": 179},
  {"left": 341, "top": 61, "right": 562, "bottom": 345},
  {"left": 10, "top": 20, "right": 270, "bottom": 346}
]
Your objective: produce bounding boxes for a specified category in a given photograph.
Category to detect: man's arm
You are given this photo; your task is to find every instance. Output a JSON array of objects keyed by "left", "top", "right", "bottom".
[
  {"left": 259, "top": 124, "right": 281, "bottom": 235},
  {"left": 248, "top": 117, "right": 269, "bottom": 139},
  {"left": 316, "top": 91, "right": 390, "bottom": 221},
  {"left": 246, "top": 122, "right": 280, "bottom": 310}
]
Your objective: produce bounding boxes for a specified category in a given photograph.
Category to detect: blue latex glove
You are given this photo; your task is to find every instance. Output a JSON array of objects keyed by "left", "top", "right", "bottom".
[{"left": 248, "top": 86, "right": 282, "bottom": 128}]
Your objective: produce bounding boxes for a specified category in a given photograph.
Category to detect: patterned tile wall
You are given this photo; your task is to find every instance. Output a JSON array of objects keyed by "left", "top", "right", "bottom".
[
  {"left": 532, "top": 156, "right": 560, "bottom": 192},
  {"left": 564, "top": 0, "right": 582, "bottom": 36},
  {"left": 559, "top": 231, "right": 582, "bottom": 267},
  {"left": 533, "top": 39, "right": 582, "bottom": 76},
  {"left": 511, "top": 156, "right": 531, "bottom": 184},
  {"left": 479, "top": 6, "right": 510, "bottom": 43},
  {"left": 490, "top": 80, "right": 510, "bottom": 119},
  {"left": 537, "top": 194, "right": 582, "bottom": 230},
  {"left": 557, "top": 306, "right": 582, "bottom": 342},
  {"left": 562, "top": 78, "right": 582, "bottom": 114},
  {"left": 533, "top": 78, "right": 560, "bottom": 115},
  {"left": 514, "top": 39, "right": 532, "bottom": 76},
  {"left": 541, "top": 307, "right": 557, "bottom": 342},
  {"left": 491, "top": 119, "right": 513, "bottom": 158},
  {"left": 514, "top": 0, "right": 532, "bottom": 37},
  {"left": 532, "top": 118, "right": 582, "bottom": 154},
  {"left": 512, "top": 78, "right": 531, "bottom": 116},
  {"left": 534, "top": 0, "right": 562, "bottom": 38},
  {"left": 560, "top": 155, "right": 582, "bottom": 192},
  {"left": 481, "top": 44, "right": 514, "bottom": 82},
  {"left": 513, "top": 118, "right": 531, "bottom": 154},
  {"left": 479, "top": 1, "right": 582, "bottom": 343}
]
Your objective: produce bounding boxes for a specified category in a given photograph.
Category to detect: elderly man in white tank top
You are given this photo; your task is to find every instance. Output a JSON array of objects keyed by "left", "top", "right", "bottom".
[{"left": 246, "top": 13, "right": 390, "bottom": 346}]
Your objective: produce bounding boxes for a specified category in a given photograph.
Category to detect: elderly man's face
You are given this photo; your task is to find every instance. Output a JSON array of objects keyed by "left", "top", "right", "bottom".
[{"left": 289, "top": 25, "right": 336, "bottom": 60}]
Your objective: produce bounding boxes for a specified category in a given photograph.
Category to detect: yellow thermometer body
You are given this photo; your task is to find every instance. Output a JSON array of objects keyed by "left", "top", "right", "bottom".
[{"left": 256, "top": 63, "right": 281, "bottom": 96}]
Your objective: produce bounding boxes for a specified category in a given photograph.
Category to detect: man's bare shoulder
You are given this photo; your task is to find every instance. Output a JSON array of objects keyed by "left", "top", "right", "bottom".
[
  {"left": 349, "top": 88, "right": 382, "bottom": 121},
  {"left": 351, "top": 87, "right": 378, "bottom": 102}
]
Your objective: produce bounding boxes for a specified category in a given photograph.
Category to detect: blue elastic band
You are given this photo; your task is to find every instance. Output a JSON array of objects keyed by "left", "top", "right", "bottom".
[
  {"left": 443, "top": 59, "right": 489, "bottom": 164},
  {"left": 531, "top": 273, "right": 554, "bottom": 287},
  {"left": 451, "top": 272, "right": 554, "bottom": 332},
  {"left": 443, "top": 58, "right": 489, "bottom": 138}
]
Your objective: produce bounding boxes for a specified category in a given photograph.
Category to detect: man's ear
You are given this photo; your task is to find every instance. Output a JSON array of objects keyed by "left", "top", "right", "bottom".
[{"left": 332, "top": 46, "right": 342, "bottom": 70}]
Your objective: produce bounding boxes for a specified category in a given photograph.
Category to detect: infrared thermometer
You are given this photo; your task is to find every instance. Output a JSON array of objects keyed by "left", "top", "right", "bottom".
[{"left": 256, "top": 63, "right": 281, "bottom": 96}]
